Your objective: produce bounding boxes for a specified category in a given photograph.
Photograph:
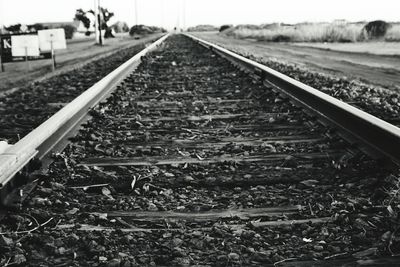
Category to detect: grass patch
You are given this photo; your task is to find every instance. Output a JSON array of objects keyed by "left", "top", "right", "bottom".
[
  {"left": 386, "top": 24, "right": 400, "bottom": 41},
  {"left": 224, "top": 21, "right": 400, "bottom": 43}
]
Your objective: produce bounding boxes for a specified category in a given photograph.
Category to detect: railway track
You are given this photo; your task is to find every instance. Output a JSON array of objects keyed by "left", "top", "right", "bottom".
[{"left": 0, "top": 34, "right": 400, "bottom": 266}]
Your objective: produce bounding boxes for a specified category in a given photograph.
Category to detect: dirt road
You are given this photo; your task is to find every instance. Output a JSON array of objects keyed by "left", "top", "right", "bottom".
[{"left": 192, "top": 32, "right": 400, "bottom": 90}]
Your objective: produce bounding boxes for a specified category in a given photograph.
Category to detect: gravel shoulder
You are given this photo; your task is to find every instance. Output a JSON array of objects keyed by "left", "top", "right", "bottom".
[
  {"left": 191, "top": 32, "right": 400, "bottom": 90},
  {"left": 0, "top": 34, "right": 162, "bottom": 93},
  {"left": 292, "top": 42, "right": 400, "bottom": 56}
]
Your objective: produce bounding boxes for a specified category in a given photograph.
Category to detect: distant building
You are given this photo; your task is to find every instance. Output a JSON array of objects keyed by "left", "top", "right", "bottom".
[
  {"left": 333, "top": 19, "right": 347, "bottom": 25},
  {"left": 41, "top": 21, "right": 79, "bottom": 29}
]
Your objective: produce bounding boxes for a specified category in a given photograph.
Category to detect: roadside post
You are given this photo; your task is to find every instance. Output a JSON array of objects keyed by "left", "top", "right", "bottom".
[
  {"left": 24, "top": 46, "right": 29, "bottom": 70},
  {"left": 11, "top": 35, "right": 40, "bottom": 71},
  {"left": 38, "top": 29, "right": 66, "bottom": 72},
  {"left": 98, "top": 0, "right": 103, "bottom": 46},
  {"left": 50, "top": 36, "right": 55, "bottom": 72},
  {"left": 0, "top": 48, "right": 3, "bottom": 72}
]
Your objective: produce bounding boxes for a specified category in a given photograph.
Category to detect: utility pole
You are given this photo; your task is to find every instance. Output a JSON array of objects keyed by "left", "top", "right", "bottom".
[
  {"left": 94, "top": 0, "right": 99, "bottom": 44},
  {"left": 98, "top": 0, "right": 103, "bottom": 45}
]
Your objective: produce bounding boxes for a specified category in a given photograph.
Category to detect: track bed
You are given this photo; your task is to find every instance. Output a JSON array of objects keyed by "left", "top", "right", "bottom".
[{"left": 1, "top": 35, "right": 399, "bottom": 266}]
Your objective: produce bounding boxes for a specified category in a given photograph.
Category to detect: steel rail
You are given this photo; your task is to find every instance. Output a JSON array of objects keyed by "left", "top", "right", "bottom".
[
  {"left": 0, "top": 34, "right": 170, "bottom": 192},
  {"left": 185, "top": 33, "right": 400, "bottom": 166}
]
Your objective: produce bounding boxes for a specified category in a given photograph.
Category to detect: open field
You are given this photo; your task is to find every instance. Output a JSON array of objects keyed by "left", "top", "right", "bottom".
[
  {"left": 192, "top": 32, "right": 400, "bottom": 90},
  {"left": 223, "top": 22, "right": 400, "bottom": 42},
  {"left": 0, "top": 33, "right": 162, "bottom": 93}
]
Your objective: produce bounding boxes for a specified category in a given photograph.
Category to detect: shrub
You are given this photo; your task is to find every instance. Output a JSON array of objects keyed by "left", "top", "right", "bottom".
[
  {"left": 129, "top": 25, "right": 164, "bottom": 36},
  {"left": 31, "top": 23, "right": 44, "bottom": 31},
  {"left": 4, "top": 23, "right": 22, "bottom": 33},
  {"left": 223, "top": 22, "right": 366, "bottom": 43},
  {"left": 112, "top": 21, "right": 130, "bottom": 33},
  {"left": 187, "top": 25, "right": 218, "bottom": 32},
  {"left": 272, "top": 34, "right": 291, "bottom": 42},
  {"left": 61, "top": 24, "right": 76, "bottom": 39},
  {"left": 363, "top": 20, "right": 390, "bottom": 39},
  {"left": 219, "top": 25, "right": 232, "bottom": 32}
]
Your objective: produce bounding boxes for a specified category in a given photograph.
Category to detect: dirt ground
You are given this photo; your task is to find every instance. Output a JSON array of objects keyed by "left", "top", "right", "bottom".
[
  {"left": 192, "top": 32, "right": 400, "bottom": 90},
  {"left": 293, "top": 42, "right": 400, "bottom": 55},
  {"left": 0, "top": 34, "right": 162, "bottom": 93}
]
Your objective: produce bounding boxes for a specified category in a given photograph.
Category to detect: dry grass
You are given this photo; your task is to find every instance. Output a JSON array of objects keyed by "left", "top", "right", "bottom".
[
  {"left": 386, "top": 24, "right": 400, "bottom": 41},
  {"left": 225, "top": 22, "right": 400, "bottom": 43}
]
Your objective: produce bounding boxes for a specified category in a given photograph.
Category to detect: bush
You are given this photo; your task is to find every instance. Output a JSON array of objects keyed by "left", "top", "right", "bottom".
[
  {"left": 31, "top": 23, "right": 44, "bottom": 31},
  {"left": 187, "top": 25, "right": 218, "bottom": 32},
  {"left": 223, "top": 23, "right": 366, "bottom": 43},
  {"left": 61, "top": 24, "right": 76, "bottom": 39},
  {"left": 363, "top": 20, "right": 390, "bottom": 39},
  {"left": 272, "top": 34, "right": 291, "bottom": 42},
  {"left": 4, "top": 24, "right": 21, "bottom": 33},
  {"left": 219, "top": 25, "right": 232, "bottom": 32},
  {"left": 112, "top": 21, "right": 130, "bottom": 33},
  {"left": 129, "top": 25, "right": 164, "bottom": 36}
]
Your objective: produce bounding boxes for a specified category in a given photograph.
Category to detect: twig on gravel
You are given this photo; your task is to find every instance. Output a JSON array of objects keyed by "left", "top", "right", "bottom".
[
  {"left": 273, "top": 257, "right": 297, "bottom": 266},
  {"left": 70, "top": 183, "right": 109, "bottom": 190},
  {"left": 15, "top": 213, "right": 41, "bottom": 243},
  {"left": 0, "top": 217, "right": 53, "bottom": 235},
  {"left": 308, "top": 203, "right": 315, "bottom": 216},
  {"left": 324, "top": 252, "right": 348, "bottom": 260},
  {"left": 388, "top": 226, "right": 400, "bottom": 256},
  {"left": 144, "top": 183, "right": 166, "bottom": 191},
  {"left": 138, "top": 174, "right": 152, "bottom": 181},
  {"left": 4, "top": 257, "right": 12, "bottom": 266}
]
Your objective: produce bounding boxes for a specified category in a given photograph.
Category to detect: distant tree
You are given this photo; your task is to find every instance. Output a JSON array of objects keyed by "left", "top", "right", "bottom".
[
  {"left": 61, "top": 24, "right": 76, "bottom": 39},
  {"left": 187, "top": 25, "right": 218, "bottom": 32},
  {"left": 100, "top": 7, "right": 115, "bottom": 38},
  {"left": 111, "top": 21, "right": 130, "bottom": 33},
  {"left": 5, "top": 23, "right": 22, "bottom": 33},
  {"left": 219, "top": 24, "right": 232, "bottom": 32},
  {"left": 75, "top": 9, "right": 91, "bottom": 35},
  {"left": 129, "top": 25, "right": 164, "bottom": 36},
  {"left": 88, "top": 7, "right": 115, "bottom": 38},
  {"left": 27, "top": 23, "right": 44, "bottom": 32},
  {"left": 363, "top": 20, "right": 390, "bottom": 39}
]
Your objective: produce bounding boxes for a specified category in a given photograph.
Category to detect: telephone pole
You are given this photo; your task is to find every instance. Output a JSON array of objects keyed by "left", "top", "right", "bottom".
[
  {"left": 94, "top": 0, "right": 99, "bottom": 44},
  {"left": 98, "top": 0, "right": 103, "bottom": 45}
]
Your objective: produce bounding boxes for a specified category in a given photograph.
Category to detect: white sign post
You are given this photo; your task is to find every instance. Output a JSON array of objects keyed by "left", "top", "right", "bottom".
[
  {"left": 38, "top": 29, "right": 67, "bottom": 72},
  {"left": 11, "top": 35, "right": 40, "bottom": 70}
]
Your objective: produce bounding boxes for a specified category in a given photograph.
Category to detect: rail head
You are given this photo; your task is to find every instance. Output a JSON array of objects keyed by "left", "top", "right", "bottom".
[
  {"left": 0, "top": 33, "right": 170, "bottom": 189},
  {"left": 184, "top": 33, "right": 400, "bottom": 166}
]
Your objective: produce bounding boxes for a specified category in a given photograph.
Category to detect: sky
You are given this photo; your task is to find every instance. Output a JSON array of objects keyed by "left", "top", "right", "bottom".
[{"left": 0, "top": 0, "right": 399, "bottom": 29}]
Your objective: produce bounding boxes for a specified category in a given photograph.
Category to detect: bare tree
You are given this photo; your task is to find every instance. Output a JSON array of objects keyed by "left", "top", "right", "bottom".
[{"left": 75, "top": 9, "right": 91, "bottom": 36}]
